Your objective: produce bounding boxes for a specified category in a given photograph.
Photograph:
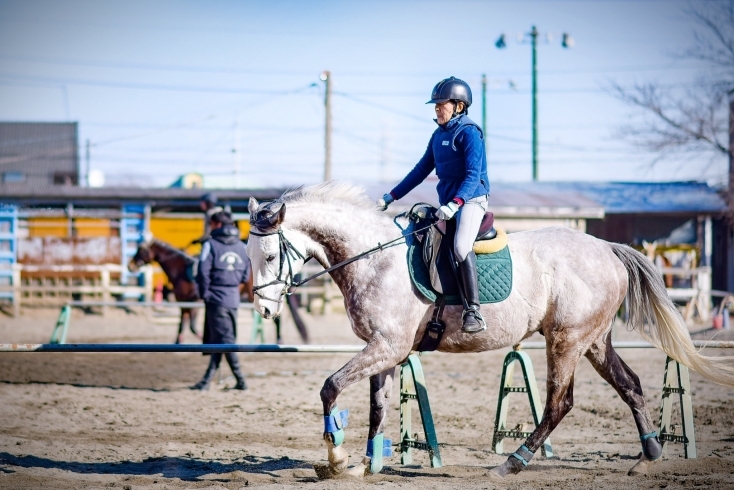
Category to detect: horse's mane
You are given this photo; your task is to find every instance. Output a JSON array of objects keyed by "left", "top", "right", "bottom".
[
  {"left": 151, "top": 238, "right": 196, "bottom": 263},
  {"left": 280, "top": 182, "right": 374, "bottom": 210}
]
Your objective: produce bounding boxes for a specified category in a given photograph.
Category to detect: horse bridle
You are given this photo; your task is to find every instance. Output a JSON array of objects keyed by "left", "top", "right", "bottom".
[{"left": 249, "top": 228, "right": 308, "bottom": 305}]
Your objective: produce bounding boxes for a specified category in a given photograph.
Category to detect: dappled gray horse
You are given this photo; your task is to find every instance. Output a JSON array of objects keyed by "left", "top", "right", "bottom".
[{"left": 246, "top": 182, "right": 734, "bottom": 479}]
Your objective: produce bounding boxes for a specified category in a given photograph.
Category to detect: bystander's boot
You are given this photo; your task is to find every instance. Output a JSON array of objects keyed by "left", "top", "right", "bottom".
[
  {"left": 458, "top": 251, "right": 486, "bottom": 333},
  {"left": 191, "top": 356, "right": 219, "bottom": 391},
  {"left": 226, "top": 352, "right": 248, "bottom": 391}
]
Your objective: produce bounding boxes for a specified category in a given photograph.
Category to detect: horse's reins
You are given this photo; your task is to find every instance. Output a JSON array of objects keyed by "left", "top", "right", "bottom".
[{"left": 249, "top": 221, "right": 436, "bottom": 304}]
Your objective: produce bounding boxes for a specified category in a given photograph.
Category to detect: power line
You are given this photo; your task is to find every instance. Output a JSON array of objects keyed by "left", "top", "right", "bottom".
[
  {"left": 0, "top": 54, "right": 703, "bottom": 77},
  {"left": 0, "top": 72, "right": 319, "bottom": 96}
]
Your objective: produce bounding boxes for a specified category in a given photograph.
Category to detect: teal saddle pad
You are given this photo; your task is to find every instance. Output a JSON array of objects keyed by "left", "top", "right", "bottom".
[{"left": 407, "top": 239, "right": 513, "bottom": 305}]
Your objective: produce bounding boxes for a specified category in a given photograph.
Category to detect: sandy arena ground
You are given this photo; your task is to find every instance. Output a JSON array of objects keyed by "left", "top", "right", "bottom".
[{"left": 1, "top": 305, "right": 734, "bottom": 489}]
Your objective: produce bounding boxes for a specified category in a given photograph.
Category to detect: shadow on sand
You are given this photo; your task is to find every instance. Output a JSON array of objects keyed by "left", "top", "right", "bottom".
[{"left": 0, "top": 452, "right": 311, "bottom": 481}]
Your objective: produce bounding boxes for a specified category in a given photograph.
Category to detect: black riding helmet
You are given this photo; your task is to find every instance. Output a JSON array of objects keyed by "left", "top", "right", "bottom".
[
  {"left": 201, "top": 192, "right": 218, "bottom": 205},
  {"left": 427, "top": 76, "right": 472, "bottom": 110}
]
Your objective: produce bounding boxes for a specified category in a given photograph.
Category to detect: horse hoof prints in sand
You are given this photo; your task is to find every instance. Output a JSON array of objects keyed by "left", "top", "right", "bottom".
[{"left": 246, "top": 182, "right": 734, "bottom": 480}]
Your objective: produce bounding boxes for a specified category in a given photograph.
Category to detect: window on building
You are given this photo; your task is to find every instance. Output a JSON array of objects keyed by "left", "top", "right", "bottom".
[
  {"left": 53, "top": 172, "right": 77, "bottom": 185},
  {"left": 3, "top": 172, "right": 25, "bottom": 183}
]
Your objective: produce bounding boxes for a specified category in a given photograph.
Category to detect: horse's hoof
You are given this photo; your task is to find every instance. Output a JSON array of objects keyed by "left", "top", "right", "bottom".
[
  {"left": 313, "top": 463, "right": 338, "bottom": 480},
  {"left": 343, "top": 458, "right": 369, "bottom": 478},
  {"left": 325, "top": 442, "right": 349, "bottom": 474},
  {"left": 175, "top": 336, "right": 183, "bottom": 344},
  {"left": 628, "top": 456, "right": 657, "bottom": 476},
  {"left": 313, "top": 460, "right": 368, "bottom": 480},
  {"left": 490, "top": 456, "right": 525, "bottom": 477}
]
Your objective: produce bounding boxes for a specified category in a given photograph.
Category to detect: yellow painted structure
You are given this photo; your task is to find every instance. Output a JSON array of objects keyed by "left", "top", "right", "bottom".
[
  {"left": 28, "top": 218, "right": 112, "bottom": 238},
  {"left": 148, "top": 216, "right": 250, "bottom": 287},
  {"left": 24, "top": 214, "right": 250, "bottom": 289}
]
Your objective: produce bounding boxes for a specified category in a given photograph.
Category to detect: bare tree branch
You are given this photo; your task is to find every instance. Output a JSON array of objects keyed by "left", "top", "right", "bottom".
[{"left": 610, "top": 1, "right": 733, "bottom": 170}]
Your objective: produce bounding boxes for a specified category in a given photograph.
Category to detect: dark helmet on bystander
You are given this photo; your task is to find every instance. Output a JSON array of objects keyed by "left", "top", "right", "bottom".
[{"left": 201, "top": 192, "right": 218, "bottom": 206}]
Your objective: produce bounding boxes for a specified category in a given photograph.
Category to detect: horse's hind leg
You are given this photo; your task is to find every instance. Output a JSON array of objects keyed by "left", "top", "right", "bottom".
[
  {"left": 585, "top": 332, "right": 662, "bottom": 475},
  {"left": 492, "top": 342, "right": 580, "bottom": 477}
]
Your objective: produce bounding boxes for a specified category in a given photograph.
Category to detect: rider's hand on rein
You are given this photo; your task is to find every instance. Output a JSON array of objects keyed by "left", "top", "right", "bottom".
[
  {"left": 436, "top": 201, "right": 459, "bottom": 221},
  {"left": 376, "top": 193, "right": 394, "bottom": 211}
]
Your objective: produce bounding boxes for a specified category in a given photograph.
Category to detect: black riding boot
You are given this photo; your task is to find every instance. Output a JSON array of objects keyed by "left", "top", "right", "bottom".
[
  {"left": 225, "top": 353, "right": 248, "bottom": 391},
  {"left": 458, "top": 251, "right": 486, "bottom": 333},
  {"left": 191, "top": 354, "right": 220, "bottom": 390}
]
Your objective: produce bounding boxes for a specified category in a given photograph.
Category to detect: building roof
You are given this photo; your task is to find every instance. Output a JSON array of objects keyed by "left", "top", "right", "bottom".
[
  {"left": 1, "top": 180, "right": 727, "bottom": 217},
  {"left": 547, "top": 181, "right": 727, "bottom": 214},
  {"left": 0, "top": 185, "right": 285, "bottom": 209},
  {"left": 366, "top": 180, "right": 727, "bottom": 218},
  {"left": 365, "top": 179, "right": 605, "bottom": 218}
]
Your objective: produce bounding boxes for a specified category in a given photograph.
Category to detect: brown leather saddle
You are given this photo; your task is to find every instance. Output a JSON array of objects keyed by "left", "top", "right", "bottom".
[{"left": 412, "top": 206, "right": 498, "bottom": 295}]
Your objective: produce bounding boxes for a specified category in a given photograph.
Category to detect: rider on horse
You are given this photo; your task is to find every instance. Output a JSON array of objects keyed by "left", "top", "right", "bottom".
[{"left": 377, "top": 76, "right": 490, "bottom": 333}]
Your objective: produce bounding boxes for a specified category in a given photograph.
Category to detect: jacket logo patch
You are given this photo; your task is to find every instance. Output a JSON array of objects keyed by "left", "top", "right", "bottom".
[
  {"left": 442, "top": 140, "right": 449, "bottom": 146},
  {"left": 220, "top": 251, "right": 243, "bottom": 271}
]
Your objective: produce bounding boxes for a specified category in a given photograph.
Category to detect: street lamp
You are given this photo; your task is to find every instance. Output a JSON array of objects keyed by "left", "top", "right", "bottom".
[{"left": 496, "top": 26, "right": 573, "bottom": 181}]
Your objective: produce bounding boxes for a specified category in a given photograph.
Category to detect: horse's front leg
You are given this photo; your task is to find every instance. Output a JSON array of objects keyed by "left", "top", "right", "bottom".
[{"left": 316, "top": 334, "right": 407, "bottom": 479}]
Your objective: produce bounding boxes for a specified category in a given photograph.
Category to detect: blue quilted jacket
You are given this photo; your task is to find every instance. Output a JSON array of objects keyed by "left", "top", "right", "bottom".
[{"left": 390, "top": 115, "right": 489, "bottom": 205}]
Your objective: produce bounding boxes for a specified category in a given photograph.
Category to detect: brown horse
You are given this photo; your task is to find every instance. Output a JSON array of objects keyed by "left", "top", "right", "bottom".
[{"left": 128, "top": 237, "right": 202, "bottom": 344}]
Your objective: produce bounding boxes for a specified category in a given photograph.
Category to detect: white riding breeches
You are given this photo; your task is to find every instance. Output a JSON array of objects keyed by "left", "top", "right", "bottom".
[{"left": 453, "top": 194, "right": 489, "bottom": 261}]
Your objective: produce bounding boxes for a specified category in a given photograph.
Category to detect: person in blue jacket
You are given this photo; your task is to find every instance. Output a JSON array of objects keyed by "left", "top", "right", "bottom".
[
  {"left": 377, "top": 76, "right": 490, "bottom": 333},
  {"left": 192, "top": 211, "right": 250, "bottom": 391}
]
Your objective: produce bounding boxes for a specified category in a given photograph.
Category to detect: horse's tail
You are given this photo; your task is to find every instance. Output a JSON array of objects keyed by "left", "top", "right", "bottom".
[{"left": 611, "top": 243, "right": 734, "bottom": 388}]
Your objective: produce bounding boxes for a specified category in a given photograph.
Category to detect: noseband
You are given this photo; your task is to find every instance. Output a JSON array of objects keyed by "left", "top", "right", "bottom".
[{"left": 249, "top": 228, "right": 307, "bottom": 305}]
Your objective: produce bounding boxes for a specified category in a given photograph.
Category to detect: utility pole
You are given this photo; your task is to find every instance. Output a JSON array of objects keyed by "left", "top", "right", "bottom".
[
  {"left": 727, "top": 89, "right": 734, "bottom": 292},
  {"left": 321, "top": 71, "right": 332, "bottom": 182},
  {"left": 481, "top": 73, "right": 488, "bottom": 163},
  {"left": 496, "top": 26, "right": 573, "bottom": 182},
  {"left": 85, "top": 139, "right": 90, "bottom": 187},
  {"left": 530, "top": 26, "right": 539, "bottom": 181},
  {"left": 729, "top": 89, "right": 734, "bottom": 214}
]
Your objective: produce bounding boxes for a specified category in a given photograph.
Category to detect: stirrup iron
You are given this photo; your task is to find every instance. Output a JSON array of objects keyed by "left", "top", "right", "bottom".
[{"left": 461, "top": 307, "right": 486, "bottom": 333}]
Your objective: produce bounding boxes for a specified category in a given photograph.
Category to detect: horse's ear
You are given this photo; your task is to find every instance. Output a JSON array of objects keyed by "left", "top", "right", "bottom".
[
  {"left": 261, "top": 202, "right": 286, "bottom": 228},
  {"left": 248, "top": 197, "right": 259, "bottom": 216},
  {"left": 275, "top": 202, "right": 286, "bottom": 226}
]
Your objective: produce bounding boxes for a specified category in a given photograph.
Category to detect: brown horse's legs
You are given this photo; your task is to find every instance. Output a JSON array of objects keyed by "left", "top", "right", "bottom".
[
  {"left": 189, "top": 309, "right": 201, "bottom": 338},
  {"left": 585, "top": 333, "right": 662, "bottom": 465},
  {"left": 492, "top": 346, "right": 579, "bottom": 477},
  {"left": 176, "top": 310, "right": 188, "bottom": 344}
]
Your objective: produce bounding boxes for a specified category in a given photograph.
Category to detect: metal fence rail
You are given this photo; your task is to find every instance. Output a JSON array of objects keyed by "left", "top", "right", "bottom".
[
  {"left": 2, "top": 340, "right": 733, "bottom": 353},
  {"left": 65, "top": 301, "right": 254, "bottom": 309}
]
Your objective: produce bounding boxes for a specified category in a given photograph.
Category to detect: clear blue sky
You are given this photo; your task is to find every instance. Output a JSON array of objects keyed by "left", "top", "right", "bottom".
[{"left": 0, "top": 0, "right": 721, "bottom": 189}]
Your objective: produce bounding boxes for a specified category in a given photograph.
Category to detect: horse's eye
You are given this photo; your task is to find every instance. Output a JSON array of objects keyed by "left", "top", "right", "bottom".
[{"left": 266, "top": 255, "right": 276, "bottom": 262}]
